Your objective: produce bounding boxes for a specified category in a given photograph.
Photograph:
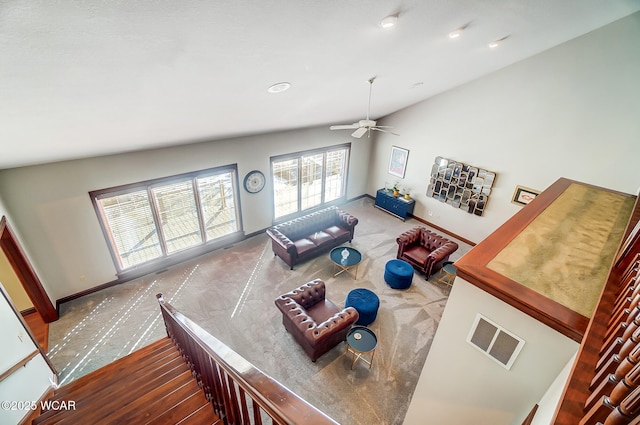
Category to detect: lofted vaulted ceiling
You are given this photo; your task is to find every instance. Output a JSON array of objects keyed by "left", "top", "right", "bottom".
[{"left": 1, "top": 0, "right": 639, "bottom": 169}]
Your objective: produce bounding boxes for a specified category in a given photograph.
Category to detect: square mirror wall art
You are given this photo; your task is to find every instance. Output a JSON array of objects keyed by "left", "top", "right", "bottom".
[{"left": 426, "top": 156, "right": 496, "bottom": 216}]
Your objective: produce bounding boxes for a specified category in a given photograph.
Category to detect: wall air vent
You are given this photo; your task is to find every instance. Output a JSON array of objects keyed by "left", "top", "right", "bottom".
[{"left": 467, "top": 314, "right": 525, "bottom": 370}]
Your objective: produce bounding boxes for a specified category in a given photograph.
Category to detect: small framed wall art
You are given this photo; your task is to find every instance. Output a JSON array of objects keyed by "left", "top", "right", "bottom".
[
  {"left": 388, "top": 146, "right": 409, "bottom": 178},
  {"left": 511, "top": 185, "right": 540, "bottom": 206}
]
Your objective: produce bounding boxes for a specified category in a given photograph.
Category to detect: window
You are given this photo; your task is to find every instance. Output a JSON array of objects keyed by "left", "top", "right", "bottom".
[
  {"left": 272, "top": 144, "right": 349, "bottom": 220},
  {"left": 90, "top": 166, "right": 241, "bottom": 274}
]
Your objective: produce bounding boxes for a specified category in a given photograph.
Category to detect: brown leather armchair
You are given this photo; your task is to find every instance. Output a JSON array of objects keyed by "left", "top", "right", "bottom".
[
  {"left": 274, "top": 279, "right": 359, "bottom": 361},
  {"left": 396, "top": 227, "right": 459, "bottom": 278}
]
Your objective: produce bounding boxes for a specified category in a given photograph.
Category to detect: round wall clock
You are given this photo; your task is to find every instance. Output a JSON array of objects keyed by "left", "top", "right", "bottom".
[{"left": 243, "top": 170, "right": 266, "bottom": 193}]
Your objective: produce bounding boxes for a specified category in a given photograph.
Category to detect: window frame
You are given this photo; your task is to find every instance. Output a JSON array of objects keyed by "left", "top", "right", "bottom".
[
  {"left": 89, "top": 164, "right": 243, "bottom": 280},
  {"left": 270, "top": 143, "right": 350, "bottom": 222}
]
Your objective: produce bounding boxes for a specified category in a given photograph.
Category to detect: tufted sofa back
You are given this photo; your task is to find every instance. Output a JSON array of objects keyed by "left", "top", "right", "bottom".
[
  {"left": 420, "top": 228, "right": 451, "bottom": 251},
  {"left": 273, "top": 206, "right": 338, "bottom": 241},
  {"left": 284, "top": 279, "right": 326, "bottom": 310}
]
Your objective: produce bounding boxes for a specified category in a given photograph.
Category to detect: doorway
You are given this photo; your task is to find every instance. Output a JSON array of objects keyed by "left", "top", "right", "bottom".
[{"left": 0, "top": 216, "right": 58, "bottom": 324}]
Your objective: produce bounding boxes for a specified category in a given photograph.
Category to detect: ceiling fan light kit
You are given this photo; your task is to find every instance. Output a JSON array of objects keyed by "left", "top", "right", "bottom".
[
  {"left": 330, "top": 77, "right": 399, "bottom": 139},
  {"left": 488, "top": 36, "right": 509, "bottom": 49},
  {"left": 380, "top": 15, "right": 398, "bottom": 29},
  {"left": 267, "top": 82, "right": 291, "bottom": 93}
]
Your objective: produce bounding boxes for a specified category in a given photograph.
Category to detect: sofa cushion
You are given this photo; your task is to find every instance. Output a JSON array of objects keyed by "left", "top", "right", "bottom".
[
  {"left": 403, "top": 245, "right": 430, "bottom": 265},
  {"left": 325, "top": 225, "right": 350, "bottom": 240},
  {"left": 306, "top": 299, "right": 340, "bottom": 324},
  {"left": 294, "top": 238, "right": 317, "bottom": 256},
  {"left": 307, "top": 230, "right": 334, "bottom": 248}
]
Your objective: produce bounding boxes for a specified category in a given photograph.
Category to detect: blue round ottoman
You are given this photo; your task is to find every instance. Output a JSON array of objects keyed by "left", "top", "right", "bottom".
[
  {"left": 384, "top": 259, "right": 414, "bottom": 289},
  {"left": 345, "top": 288, "right": 380, "bottom": 326}
]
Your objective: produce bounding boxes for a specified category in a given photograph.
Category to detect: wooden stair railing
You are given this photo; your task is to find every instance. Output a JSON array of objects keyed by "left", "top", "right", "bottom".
[
  {"left": 553, "top": 193, "right": 640, "bottom": 425},
  {"left": 156, "top": 293, "right": 339, "bottom": 425}
]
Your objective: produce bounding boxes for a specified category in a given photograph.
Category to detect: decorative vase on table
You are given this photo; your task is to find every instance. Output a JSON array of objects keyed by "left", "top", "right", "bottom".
[{"left": 341, "top": 248, "right": 350, "bottom": 265}]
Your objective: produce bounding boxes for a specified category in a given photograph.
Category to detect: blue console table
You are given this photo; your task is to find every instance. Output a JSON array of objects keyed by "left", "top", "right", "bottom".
[{"left": 374, "top": 189, "right": 415, "bottom": 221}]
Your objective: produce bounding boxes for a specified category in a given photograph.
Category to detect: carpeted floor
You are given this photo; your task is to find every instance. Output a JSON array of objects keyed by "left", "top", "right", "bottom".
[{"left": 47, "top": 197, "right": 471, "bottom": 425}]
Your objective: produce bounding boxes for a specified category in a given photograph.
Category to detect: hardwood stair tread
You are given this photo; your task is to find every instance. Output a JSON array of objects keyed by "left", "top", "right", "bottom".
[
  {"left": 37, "top": 360, "right": 190, "bottom": 423},
  {"left": 108, "top": 378, "right": 204, "bottom": 423},
  {"left": 145, "top": 391, "right": 216, "bottom": 425},
  {"left": 50, "top": 339, "right": 180, "bottom": 398},
  {"left": 174, "top": 403, "right": 222, "bottom": 425},
  {"left": 46, "top": 369, "right": 195, "bottom": 424},
  {"left": 33, "top": 337, "right": 219, "bottom": 425}
]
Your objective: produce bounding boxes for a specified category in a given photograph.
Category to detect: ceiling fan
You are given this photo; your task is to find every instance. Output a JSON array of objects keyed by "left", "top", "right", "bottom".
[{"left": 330, "top": 77, "right": 398, "bottom": 138}]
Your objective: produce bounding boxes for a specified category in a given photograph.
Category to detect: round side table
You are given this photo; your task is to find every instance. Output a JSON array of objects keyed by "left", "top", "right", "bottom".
[
  {"left": 346, "top": 326, "right": 378, "bottom": 369},
  {"left": 440, "top": 262, "right": 457, "bottom": 288}
]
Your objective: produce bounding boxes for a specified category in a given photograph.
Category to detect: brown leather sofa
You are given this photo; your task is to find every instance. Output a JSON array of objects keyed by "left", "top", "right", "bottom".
[
  {"left": 274, "top": 279, "right": 359, "bottom": 361},
  {"left": 266, "top": 206, "right": 358, "bottom": 269},
  {"left": 396, "top": 227, "right": 459, "bottom": 278}
]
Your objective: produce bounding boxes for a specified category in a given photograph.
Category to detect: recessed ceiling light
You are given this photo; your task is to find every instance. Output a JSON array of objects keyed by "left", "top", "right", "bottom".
[
  {"left": 267, "top": 82, "right": 291, "bottom": 93},
  {"left": 380, "top": 15, "right": 398, "bottom": 29},
  {"left": 449, "top": 29, "right": 463, "bottom": 39}
]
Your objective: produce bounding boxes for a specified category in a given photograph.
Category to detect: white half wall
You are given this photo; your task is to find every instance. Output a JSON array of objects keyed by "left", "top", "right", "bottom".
[
  {"left": 369, "top": 13, "right": 640, "bottom": 243},
  {"left": 404, "top": 279, "right": 578, "bottom": 425}
]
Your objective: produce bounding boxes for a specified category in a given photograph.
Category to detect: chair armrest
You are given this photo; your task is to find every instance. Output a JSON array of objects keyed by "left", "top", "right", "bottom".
[
  {"left": 266, "top": 228, "right": 296, "bottom": 254},
  {"left": 275, "top": 297, "right": 316, "bottom": 328},
  {"left": 396, "top": 227, "right": 422, "bottom": 256},
  {"left": 305, "top": 307, "right": 359, "bottom": 343},
  {"left": 397, "top": 227, "right": 421, "bottom": 245},
  {"left": 337, "top": 210, "right": 359, "bottom": 228},
  {"left": 428, "top": 242, "right": 459, "bottom": 263}
]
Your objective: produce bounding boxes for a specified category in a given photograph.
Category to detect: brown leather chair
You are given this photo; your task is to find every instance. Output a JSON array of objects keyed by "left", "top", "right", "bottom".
[
  {"left": 396, "top": 227, "right": 459, "bottom": 278},
  {"left": 274, "top": 279, "right": 359, "bottom": 361}
]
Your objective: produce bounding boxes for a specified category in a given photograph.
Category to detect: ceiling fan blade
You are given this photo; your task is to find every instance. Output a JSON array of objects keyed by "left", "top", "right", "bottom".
[
  {"left": 330, "top": 124, "right": 359, "bottom": 130},
  {"left": 371, "top": 127, "right": 400, "bottom": 136},
  {"left": 351, "top": 127, "right": 368, "bottom": 138}
]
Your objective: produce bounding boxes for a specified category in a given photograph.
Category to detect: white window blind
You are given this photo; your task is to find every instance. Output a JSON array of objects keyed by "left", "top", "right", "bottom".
[
  {"left": 272, "top": 144, "right": 349, "bottom": 220},
  {"left": 197, "top": 173, "right": 238, "bottom": 241},
  {"left": 91, "top": 166, "right": 240, "bottom": 273},
  {"left": 300, "top": 153, "right": 323, "bottom": 210},
  {"left": 98, "top": 190, "right": 162, "bottom": 270},
  {"left": 325, "top": 148, "right": 347, "bottom": 203},
  {"left": 152, "top": 180, "right": 201, "bottom": 254},
  {"left": 273, "top": 158, "right": 299, "bottom": 219}
]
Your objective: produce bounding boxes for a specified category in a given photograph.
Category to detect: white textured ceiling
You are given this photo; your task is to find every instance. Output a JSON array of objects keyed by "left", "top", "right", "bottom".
[{"left": 1, "top": 0, "right": 639, "bottom": 169}]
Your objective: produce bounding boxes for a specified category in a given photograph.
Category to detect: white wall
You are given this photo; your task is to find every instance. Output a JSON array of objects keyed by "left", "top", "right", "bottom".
[
  {"left": 0, "top": 127, "right": 370, "bottom": 301},
  {"left": 0, "top": 195, "right": 55, "bottom": 304},
  {"left": 370, "top": 13, "right": 640, "bottom": 243},
  {"left": 530, "top": 353, "right": 577, "bottom": 425},
  {"left": 0, "top": 285, "right": 56, "bottom": 425},
  {"left": 404, "top": 279, "right": 578, "bottom": 425}
]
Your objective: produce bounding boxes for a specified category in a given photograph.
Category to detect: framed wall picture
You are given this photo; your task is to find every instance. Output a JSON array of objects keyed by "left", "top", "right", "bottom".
[
  {"left": 511, "top": 185, "right": 540, "bottom": 206},
  {"left": 388, "top": 146, "right": 409, "bottom": 178}
]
